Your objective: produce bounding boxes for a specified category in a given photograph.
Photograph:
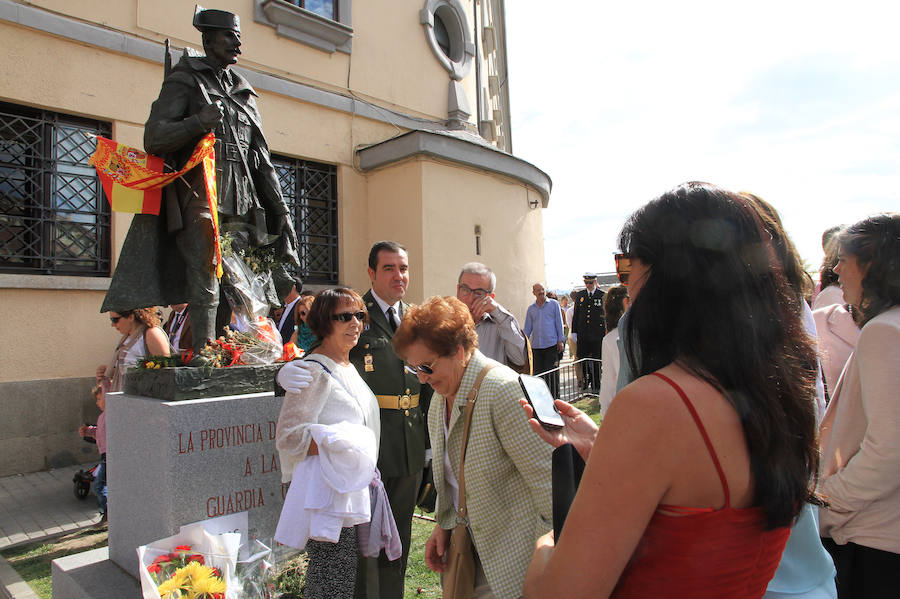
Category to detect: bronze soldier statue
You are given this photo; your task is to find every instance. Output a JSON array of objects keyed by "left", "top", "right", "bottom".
[{"left": 101, "top": 8, "right": 299, "bottom": 360}]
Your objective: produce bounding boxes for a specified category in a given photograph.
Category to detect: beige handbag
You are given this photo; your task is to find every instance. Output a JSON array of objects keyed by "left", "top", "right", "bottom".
[{"left": 443, "top": 363, "right": 496, "bottom": 599}]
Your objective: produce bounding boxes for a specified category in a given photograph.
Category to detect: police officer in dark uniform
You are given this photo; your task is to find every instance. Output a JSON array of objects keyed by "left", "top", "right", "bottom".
[
  {"left": 350, "top": 241, "right": 431, "bottom": 599},
  {"left": 572, "top": 272, "right": 606, "bottom": 392},
  {"left": 103, "top": 7, "right": 299, "bottom": 358}
]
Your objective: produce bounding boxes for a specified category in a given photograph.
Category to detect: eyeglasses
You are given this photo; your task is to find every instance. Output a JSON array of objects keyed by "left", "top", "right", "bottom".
[
  {"left": 331, "top": 311, "right": 365, "bottom": 323},
  {"left": 457, "top": 283, "right": 490, "bottom": 298},
  {"left": 614, "top": 253, "right": 632, "bottom": 286},
  {"left": 405, "top": 360, "right": 436, "bottom": 376},
  {"left": 110, "top": 316, "right": 122, "bottom": 324}
]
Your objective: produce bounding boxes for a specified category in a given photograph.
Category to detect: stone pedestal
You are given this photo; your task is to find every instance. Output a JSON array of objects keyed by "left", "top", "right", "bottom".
[{"left": 105, "top": 389, "right": 286, "bottom": 579}]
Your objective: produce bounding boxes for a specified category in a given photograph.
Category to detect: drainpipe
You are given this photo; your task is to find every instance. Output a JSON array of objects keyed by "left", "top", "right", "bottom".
[{"left": 473, "top": 0, "right": 483, "bottom": 134}]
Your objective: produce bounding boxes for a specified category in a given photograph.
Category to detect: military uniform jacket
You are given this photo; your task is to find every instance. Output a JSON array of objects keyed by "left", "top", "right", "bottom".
[
  {"left": 572, "top": 288, "right": 607, "bottom": 340},
  {"left": 349, "top": 290, "right": 430, "bottom": 479}
]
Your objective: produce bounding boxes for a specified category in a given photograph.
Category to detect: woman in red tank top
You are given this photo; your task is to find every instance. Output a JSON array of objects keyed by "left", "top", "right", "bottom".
[{"left": 521, "top": 183, "right": 820, "bottom": 599}]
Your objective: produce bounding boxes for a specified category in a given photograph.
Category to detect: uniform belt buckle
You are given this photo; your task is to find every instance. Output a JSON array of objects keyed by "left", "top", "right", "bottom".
[{"left": 399, "top": 394, "right": 411, "bottom": 410}]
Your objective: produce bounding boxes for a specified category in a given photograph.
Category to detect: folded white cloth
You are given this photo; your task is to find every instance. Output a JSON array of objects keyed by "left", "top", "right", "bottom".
[{"left": 275, "top": 422, "right": 377, "bottom": 549}]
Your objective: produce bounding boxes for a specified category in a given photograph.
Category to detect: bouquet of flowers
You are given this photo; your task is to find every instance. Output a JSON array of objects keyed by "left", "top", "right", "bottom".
[
  {"left": 147, "top": 547, "right": 226, "bottom": 599},
  {"left": 137, "top": 524, "right": 240, "bottom": 599}
]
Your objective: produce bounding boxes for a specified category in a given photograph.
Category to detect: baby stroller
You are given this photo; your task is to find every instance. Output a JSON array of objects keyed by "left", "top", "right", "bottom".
[
  {"left": 74, "top": 424, "right": 99, "bottom": 500},
  {"left": 73, "top": 463, "right": 99, "bottom": 500}
]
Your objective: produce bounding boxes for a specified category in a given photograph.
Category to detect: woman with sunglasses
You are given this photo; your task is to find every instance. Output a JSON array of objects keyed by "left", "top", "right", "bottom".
[
  {"left": 288, "top": 294, "right": 317, "bottom": 352},
  {"left": 96, "top": 307, "right": 170, "bottom": 392},
  {"left": 392, "top": 295, "right": 552, "bottom": 599},
  {"left": 274, "top": 288, "right": 381, "bottom": 599},
  {"left": 522, "top": 182, "right": 820, "bottom": 598},
  {"left": 818, "top": 213, "right": 900, "bottom": 597}
]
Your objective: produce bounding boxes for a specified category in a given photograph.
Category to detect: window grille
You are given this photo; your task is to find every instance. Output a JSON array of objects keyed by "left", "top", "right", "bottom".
[
  {"left": 273, "top": 155, "right": 339, "bottom": 284},
  {"left": 0, "top": 102, "right": 111, "bottom": 276}
]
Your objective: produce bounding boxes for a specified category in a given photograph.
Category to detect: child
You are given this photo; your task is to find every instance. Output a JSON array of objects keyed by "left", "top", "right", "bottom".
[{"left": 78, "top": 385, "right": 107, "bottom": 521}]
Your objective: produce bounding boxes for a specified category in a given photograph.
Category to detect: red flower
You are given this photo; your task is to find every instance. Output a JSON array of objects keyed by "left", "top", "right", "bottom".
[
  {"left": 152, "top": 554, "right": 172, "bottom": 565},
  {"left": 174, "top": 545, "right": 192, "bottom": 552},
  {"left": 211, "top": 567, "right": 222, "bottom": 578},
  {"left": 147, "top": 563, "right": 161, "bottom": 574},
  {"left": 187, "top": 554, "right": 205, "bottom": 565}
]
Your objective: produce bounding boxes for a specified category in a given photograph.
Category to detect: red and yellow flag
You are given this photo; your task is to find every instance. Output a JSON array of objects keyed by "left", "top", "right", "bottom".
[{"left": 90, "top": 134, "right": 223, "bottom": 278}]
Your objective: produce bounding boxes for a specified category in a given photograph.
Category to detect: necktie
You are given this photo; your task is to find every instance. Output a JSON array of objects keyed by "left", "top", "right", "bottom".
[{"left": 387, "top": 306, "right": 399, "bottom": 332}]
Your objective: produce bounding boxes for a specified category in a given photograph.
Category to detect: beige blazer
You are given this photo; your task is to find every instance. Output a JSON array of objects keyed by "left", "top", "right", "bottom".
[
  {"left": 818, "top": 305, "right": 900, "bottom": 553},
  {"left": 429, "top": 350, "right": 553, "bottom": 599}
]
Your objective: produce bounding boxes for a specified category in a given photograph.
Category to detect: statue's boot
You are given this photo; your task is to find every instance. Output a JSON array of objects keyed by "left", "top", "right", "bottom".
[{"left": 188, "top": 304, "right": 217, "bottom": 367}]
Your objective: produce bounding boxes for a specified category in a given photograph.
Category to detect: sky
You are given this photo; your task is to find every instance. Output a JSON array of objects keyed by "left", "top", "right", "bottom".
[{"left": 505, "top": 1, "right": 900, "bottom": 290}]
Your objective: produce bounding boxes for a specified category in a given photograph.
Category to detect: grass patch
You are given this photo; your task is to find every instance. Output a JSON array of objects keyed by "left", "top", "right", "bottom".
[
  {"left": 406, "top": 512, "right": 442, "bottom": 597},
  {"left": 572, "top": 395, "right": 603, "bottom": 427},
  {"left": 0, "top": 526, "right": 108, "bottom": 599}
]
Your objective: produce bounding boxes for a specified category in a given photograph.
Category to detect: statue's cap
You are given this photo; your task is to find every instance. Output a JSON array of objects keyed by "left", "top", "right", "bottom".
[{"left": 193, "top": 5, "right": 240, "bottom": 33}]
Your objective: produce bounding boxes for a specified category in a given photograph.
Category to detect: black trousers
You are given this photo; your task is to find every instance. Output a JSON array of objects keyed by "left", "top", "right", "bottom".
[
  {"left": 822, "top": 537, "right": 900, "bottom": 598},
  {"left": 533, "top": 345, "right": 560, "bottom": 398},
  {"left": 355, "top": 471, "right": 421, "bottom": 599},
  {"left": 576, "top": 336, "right": 603, "bottom": 391}
]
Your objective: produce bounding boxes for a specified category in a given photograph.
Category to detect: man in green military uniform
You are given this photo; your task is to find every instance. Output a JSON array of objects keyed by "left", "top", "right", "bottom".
[{"left": 351, "top": 241, "right": 431, "bottom": 599}]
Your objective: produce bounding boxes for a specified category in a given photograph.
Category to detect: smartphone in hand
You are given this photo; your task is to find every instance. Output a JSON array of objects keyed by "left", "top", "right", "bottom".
[{"left": 519, "top": 374, "right": 565, "bottom": 430}]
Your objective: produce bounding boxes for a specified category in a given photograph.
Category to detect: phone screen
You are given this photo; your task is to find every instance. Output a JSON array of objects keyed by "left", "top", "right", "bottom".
[{"left": 519, "top": 374, "right": 565, "bottom": 429}]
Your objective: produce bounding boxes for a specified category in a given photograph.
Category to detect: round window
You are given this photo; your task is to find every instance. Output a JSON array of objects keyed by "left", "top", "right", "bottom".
[{"left": 421, "top": 0, "right": 474, "bottom": 80}]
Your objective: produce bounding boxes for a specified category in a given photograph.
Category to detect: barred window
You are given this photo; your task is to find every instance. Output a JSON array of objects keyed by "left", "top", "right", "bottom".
[
  {"left": 274, "top": 155, "right": 338, "bottom": 284},
  {"left": 0, "top": 102, "right": 111, "bottom": 276}
]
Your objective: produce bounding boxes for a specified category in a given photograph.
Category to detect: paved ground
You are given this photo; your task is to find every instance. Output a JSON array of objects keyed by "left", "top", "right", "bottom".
[
  {"left": 0, "top": 464, "right": 102, "bottom": 599},
  {"left": 0, "top": 464, "right": 101, "bottom": 551}
]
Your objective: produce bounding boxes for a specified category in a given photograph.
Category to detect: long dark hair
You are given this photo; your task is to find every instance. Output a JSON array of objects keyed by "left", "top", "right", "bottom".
[
  {"left": 741, "top": 192, "right": 814, "bottom": 304},
  {"left": 819, "top": 238, "right": 841, "bottom": 290},
  {"left": 618, "top": 182, "right": 818, "bottom": 529},
  {"left": 838, "top": 213, "right": 900, "bottom": 325},
  {"left": 603, "top": 286, "right": 629, "bottom": 331}
]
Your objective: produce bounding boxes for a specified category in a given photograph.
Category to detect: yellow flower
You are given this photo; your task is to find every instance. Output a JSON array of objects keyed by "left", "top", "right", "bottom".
[
  {"left": 187, "top": 572, "right": 226, "bottom": 598},
  {"left": 157, "top": 575, "right": 184, "bottom": 598}
]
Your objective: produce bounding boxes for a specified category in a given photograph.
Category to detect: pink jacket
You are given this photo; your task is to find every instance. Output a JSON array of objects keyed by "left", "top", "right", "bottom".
[
  {"left": 812, "top": 304, "right": 860, "bottom": 398},
  {"left": 818, "top": 305, "right": 900, "bottom": 553}
]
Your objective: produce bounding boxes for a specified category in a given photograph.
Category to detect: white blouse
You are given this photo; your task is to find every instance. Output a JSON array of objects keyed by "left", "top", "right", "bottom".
[{"left": 275, "top": 354, "right": 380, "bottom": 482}]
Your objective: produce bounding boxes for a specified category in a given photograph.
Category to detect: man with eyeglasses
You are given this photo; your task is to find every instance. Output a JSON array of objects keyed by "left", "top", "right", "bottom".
[
  {"left": 456, "top": 262, "right": 528, "bottom": 369},
  {"left": 349, "top": 240, "right": 431, "bottom": 599}
]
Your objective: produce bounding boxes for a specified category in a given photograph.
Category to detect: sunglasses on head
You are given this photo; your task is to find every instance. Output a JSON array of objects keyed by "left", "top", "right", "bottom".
[
  {"left": 405, "top": 360, "right": 436, "bottom": 376},
  {"left": 331, "top": 311, "right": 365, "bottom": 323}
]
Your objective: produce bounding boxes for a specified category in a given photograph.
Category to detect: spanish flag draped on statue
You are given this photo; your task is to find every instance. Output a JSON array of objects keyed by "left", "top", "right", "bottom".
[{"left": 90, "top": 133, "right": 223, "bottom": 278}]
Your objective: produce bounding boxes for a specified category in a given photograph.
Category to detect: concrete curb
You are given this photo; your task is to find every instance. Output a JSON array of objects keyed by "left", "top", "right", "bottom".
[{"left": 0, "top": 553, "right": 40, "bottom": 599}]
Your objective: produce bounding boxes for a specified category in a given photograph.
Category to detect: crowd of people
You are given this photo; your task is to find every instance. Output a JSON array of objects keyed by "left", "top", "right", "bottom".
[{"left": 96, "top": 182, "right": 898, "bottom": 598}]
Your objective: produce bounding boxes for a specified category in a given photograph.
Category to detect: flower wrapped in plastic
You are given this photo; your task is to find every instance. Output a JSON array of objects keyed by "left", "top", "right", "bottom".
[
  {"left": 234, "top": 538, "right": 276, "bottom": 599},
  {"left": 137, "top": 523, "right": 240, "bottom": 599}
]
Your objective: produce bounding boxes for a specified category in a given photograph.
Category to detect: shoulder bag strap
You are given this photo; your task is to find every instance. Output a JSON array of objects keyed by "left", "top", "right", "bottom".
[{"left": 456, "top": 362, "right": 498, "bottom": 523}]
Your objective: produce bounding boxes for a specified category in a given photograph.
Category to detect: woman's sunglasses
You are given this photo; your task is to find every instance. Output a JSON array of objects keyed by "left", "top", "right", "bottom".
[
  {"left": 404, "top": 361, "right": 436, "bottom": 376},
  {"left": 331, "top": 311, "right": 365, "bottom": 322},
  {"left": 109, "top": 316, "right": 122, "bottom": 324}
]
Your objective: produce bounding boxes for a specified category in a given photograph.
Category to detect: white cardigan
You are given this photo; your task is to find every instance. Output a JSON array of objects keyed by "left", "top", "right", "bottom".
[{"left": 275, "top": 354, "right": 380, "bottom": 483}]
